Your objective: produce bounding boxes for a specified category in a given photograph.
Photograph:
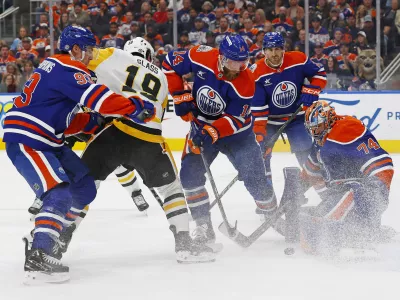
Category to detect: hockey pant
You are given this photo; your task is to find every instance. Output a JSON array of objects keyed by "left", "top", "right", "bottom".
[{"left": 6, "top": 142, "right": 96, "bottom": 254}]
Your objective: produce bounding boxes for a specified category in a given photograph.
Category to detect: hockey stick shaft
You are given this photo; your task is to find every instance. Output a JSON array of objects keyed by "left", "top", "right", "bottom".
[
  {"left": 209, "top": 174, "right": 238, "bottom": 210},
  {"left": 150, "top": 188, "right": 164, "bottom": 207}
]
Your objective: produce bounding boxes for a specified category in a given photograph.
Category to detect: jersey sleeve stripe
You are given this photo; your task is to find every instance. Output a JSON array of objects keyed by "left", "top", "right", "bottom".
[
  {"left": 251, "top": 104, "right": 269, "bottom": 111},
  {"left": 79, "top": 84, "right": 98, "bottom": 106},
  {"left": 93, "top": 90, "right": 114, "bottom": 112},
  {"left": 363, "top": 158, "right": 393, "bottom": 176},
  {"left": 84, "top": 85, "right": 108, "bottom": 109},
  {"left": 360, "top": 153, "right": 390, "bottom": 172}
]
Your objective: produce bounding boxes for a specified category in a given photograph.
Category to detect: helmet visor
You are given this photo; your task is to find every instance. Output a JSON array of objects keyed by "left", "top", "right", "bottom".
[{"left": 221, "top": 56, "right": 250, "bottom": 72}]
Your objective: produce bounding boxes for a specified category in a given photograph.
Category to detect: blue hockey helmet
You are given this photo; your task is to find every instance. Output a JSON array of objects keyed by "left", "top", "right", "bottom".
[
  {"left": 59, "top": 25, "right": 96, "bottom": 53},
  {"left": 219, "top": 35, "right": 249, "bottom": 71},
  {"left": 263, "top": 32, "right": 285, "bottom": 50}
]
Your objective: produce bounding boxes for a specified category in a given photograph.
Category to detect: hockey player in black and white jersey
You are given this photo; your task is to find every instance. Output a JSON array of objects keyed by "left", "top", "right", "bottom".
[{"left": 55, "top": 38, "right": 216, "bottom": 263}]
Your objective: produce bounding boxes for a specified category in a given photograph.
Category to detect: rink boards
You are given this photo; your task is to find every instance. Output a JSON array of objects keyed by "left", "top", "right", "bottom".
[{"left": 0, "top": 91, "right": 399, "bottom": 153}]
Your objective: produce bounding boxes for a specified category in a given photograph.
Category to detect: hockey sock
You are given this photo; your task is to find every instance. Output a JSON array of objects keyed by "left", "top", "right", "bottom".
[
  {"left": 114, "top": 166, "right": 141, "bottom": 195},
  {"left": 156, "top": 179, "right": 189, "bottom": 232},
  {"left": 33, "top": 208, "right": 65, "bottom": 254},
  {"left": 74, "top": 205, "right": 89, "bottom": 228},
  {"left": 184, "top": 186, "right": 211, "bottom": 226},
  {"left": 64, "top": 207, "right": 82, "bottom": 228}
]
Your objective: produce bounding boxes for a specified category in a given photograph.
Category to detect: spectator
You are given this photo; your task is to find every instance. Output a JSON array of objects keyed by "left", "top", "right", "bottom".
[
  {"left": 274, "top": 0, "right": 285, "bottom": 17},
  {"left": 309, "top": 15, "right": 330, "bottom": 45},
  {"left": 158, "top": 9, "right": 175, "bottom": 44},
  {"left": 127, "top": 21, "right": 143, "bottom": 40},
  {"left": 88, "top": 0, "right": 103, "bottom": 16},
  {"left": 336, "top": 43, "right": 357, "bottom": 71},
  {"left": 16, "top": 38, "right": 39, "bottom": 62},
  {"left": 53, "top": 1, "right": 69, "bottom": 27},
  {"left": 254, "top": 9, "right": 268, "bottom": 30},
  {"left": 352, "top": 31, "right": 370, "bottom": 52},
  {"left": 356, "top": 5, "right": 368, "bottom": 29},
  {"left": 264, "top": 21, "right": 274, "bottom": 33},
  {"left": 149, "top": 0, "right": 160, "bottom": 14},
  {"left": 91, "top": 2, "right": 112, "bottom": 39},
  {"left": 362, "top": 15, "right": 376, "bottom": 46},
  {"left": 213, "top": 17, "right": 235, "bottom": 44},
  {"left": 198, "top": 1, "right": 216, "bottom": 27},
  {"left": 141, "top": 12, "right": 156, "bottom": 35},
  {"left": 284, "top": 37, "right": 293, "bottom": 51},
  {"left": 239, "top": 18, "right": 259, "bottom": 45},
  {"left": 110, "top": 3, "right": 127, "bottom": 26},
  {"left": 383, "top": 0, "right": 400, "bottom": 56},
  {"left": 311, "top": 43, "right": 329, "bottom": 70},
  {"left": 177, "top": 31, "right": 194, "bottom": 50},
  {"left": 10, "top": 26, "right": 28, "bottom": 53},
  {"left": 86, "top": 25, "right": 101, "bottom": 45},
  {"left": 345, "top": 15, "right": 359, "bottom": 42},
  {"left": 0, "top": 45, "right": 16, "bottom": 75},
  {"left": 294, "top": 29, "right": 310, "bottom": 54},
  {"left": 336, "top": 0, "right": 355, "bottom": 20},
  {"left": 246, "top": 1, "right": 257, "bottom": 20},
  {"left": 205, "top": 31, "right": 216, "bottom": 48},
  {"left": 68, "top": 0, "right": 88, "bottom": 12},
  {"left": 4, "top": 63, "right": 21, "bottom": 86},
  {"left": 44, "top": 45, "right": 52, "bottom": 59},
  {"left": 322, "top": 7, "right": 346, "bottom": 38},
  {"left": 153, "top": 0, "right": 169, "bottom": 24},
  {"left": 69, "top": 3, "right": 91, "bottom": 27},
  {"left": 256, "top": 0, "right": 275, "bottom": 18},
  {"left": 136, "top": 2, "right": 151, "bottom": 22},
  {"left": 287, "top": 0, "right": 305, "bottom": 22},
  {"left": 32, "top": 24, "right": 49, "bottom": 53},
  {"left": 316, "top": 0, "right": 331, "bottom": 20},
  {"left": 224, "top": 0, "right": 240, "bottom": 25},
  {"left": 326, "top": 56, "right": 339, "bottom": 74},
  {"left": 289, "top": 19, "right": 304, "bottom": 45},
  {"left": 0, "top": 74, "right": 19, "bottom": 93},
  {"left": 144, "top": 25, "right": 164, "bottom": 45},
  {"left": 323, "top": 27, "right": 344, "bottom": 57},
  {"left": 189, "top": 17, "right": 209, "bottom": 45},
  {"left": 237, "top": 9, "right": 250, "bottom": 30},
  {"left": 177, "top": 0, "right": 192, "bottom": 28},
  {"left": 109, "top": 0, "right": 128, "bottom": 15},
  {"left": 210, "top": 8, "right": 225, "bottom": 31},
  {"left": 57, "top": 13, "right": 70, "bottom": 35},
  {"left": 249, "top": 30, "right": 265, "bottom": 63},
  {"left": 20, "top": 61, "right": 35, "bottom": 87},
  {"left": 118, "top": 11, "right": 134, "bottom": 40},
  {"left": 31, "top": 14, "right": 49, "bottom": 38},
  {"left": 362, "top": 0, "right": 376, "bottom": 19},
  {"left": 101, "top": 22, "right": 125, "bottom": 49},
  {"left": 272, "top": 12, "right": 294, "bottom": 34}
]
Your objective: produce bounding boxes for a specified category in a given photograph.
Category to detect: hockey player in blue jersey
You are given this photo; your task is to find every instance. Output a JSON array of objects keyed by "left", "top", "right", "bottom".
[
  {"left": 298, "top": 101, "right": 394, "bottom": 254},
  {"left": 3, "top": 26, "right": 155, "bottom": 283},
  {"left": 162, "top": 35, "right": 275, "bottom": 248},
  {"left": 251, "top": 32, "right": 327, "bottom": 215}
]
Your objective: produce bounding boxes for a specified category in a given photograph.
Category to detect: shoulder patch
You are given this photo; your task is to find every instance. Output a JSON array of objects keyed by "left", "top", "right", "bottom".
[
  {"left": 196, "top": 45, "right": 213, "bottom": 52},
  {"left": 327, "top": 116, "right": 366, "bottom": 144}
]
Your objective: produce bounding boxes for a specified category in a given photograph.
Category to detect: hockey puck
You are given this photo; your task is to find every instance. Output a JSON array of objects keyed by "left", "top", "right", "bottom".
[{"left": 284, "top": 247, "right": 295, "bottom": 255}]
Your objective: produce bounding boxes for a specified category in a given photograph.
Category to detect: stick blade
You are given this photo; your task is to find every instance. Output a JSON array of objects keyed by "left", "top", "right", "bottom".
[{"left": 218, "top": 222, "right": 251, "bottom": 248}]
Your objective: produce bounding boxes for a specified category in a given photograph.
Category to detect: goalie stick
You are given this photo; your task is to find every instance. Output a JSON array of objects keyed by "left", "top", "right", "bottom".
[{"left": 218, "top": 105, "right": 305, "bottom": 246}]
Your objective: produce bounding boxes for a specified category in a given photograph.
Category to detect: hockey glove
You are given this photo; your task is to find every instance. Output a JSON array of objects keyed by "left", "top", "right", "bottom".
[
  {"left": 128, "top": 96, "right": 156, "bottom": 124},
  {"left": 172, "top": 90, "right": 197, "bottom": 122},
  {"left": 298, "top": 84, "right": 321, "bottom": 107},
  {"left": 253, "top": 120, "right": 268, "bottom": 143},
  {"left": 83, "top": 111, "right": 106, "bottom": 134},
  {"left": 191, "top": 125, "right": 219, "bottom": 151},
  {"left": 65, "top": 112, "right": 105, "bottom": 136}
]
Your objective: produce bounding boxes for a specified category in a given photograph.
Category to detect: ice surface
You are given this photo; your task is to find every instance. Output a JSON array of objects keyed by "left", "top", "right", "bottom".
[{"left": 0, "top": 152, "right": 399, "bottom": 300}]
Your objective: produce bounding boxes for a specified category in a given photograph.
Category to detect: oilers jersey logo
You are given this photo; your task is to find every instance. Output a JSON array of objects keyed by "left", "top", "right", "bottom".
[
  {"left": 272, "top": 81, "right": 297, "bottom": 108},
  {"left": 196, "top": 86, "right": 225, "bottom": 116}
]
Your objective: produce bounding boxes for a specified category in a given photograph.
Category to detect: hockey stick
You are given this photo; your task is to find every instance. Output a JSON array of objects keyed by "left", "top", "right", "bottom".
[
  {"left": 209, "top": 174, "right": 239, "bottom": 210},
  {"left": 150, "top": 188, "right": 164, "bottom": 207},
  {"left": 218, "top": 105, "right": 305, "bottom": 247},
  {"left": 199, "top": 148, "right": 238, "bottom": 237}
]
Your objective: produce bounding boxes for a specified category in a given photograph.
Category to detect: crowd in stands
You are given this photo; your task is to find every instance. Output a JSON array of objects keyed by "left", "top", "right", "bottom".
[{"left": 0, "top": 0, "right": 399, "bottom": 93}]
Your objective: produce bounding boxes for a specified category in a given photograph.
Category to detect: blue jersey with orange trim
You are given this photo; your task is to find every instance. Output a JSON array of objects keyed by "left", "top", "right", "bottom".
[
  {"left": 251, "top": 51, "right": 327, "bottom": 124},
  {"left": 162, "top": 45, "right": 255, "bottom": 141},
  {"left": 3, "top": 54, "right": 136, "bottom": 151},
  {"left": 304, "top": 116, "right": 394, "bottom": 189}
]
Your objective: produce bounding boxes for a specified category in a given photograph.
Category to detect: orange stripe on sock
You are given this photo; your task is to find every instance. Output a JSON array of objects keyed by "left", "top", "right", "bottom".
[
  {"left": 35, "top": 220, "right": 62, "bottom": 231},
  {"left": 329, "top": 192, "right": 354, "bottom": 220},
  {"left": 186, "top": 192, "right": 208, "bottom": 201}
]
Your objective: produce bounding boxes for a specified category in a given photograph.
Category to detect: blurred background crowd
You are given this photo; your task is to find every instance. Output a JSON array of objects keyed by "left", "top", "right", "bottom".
[{"left": 0, "top": 0, "right": 399, "bottom": 93}]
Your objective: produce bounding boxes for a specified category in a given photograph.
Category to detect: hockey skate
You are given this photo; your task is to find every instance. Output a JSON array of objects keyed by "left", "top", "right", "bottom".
[
  {"left": 131, "top": 190, "right": 149, "bottom": 213},
  {"left": 55, "top": 223, "right": 77, "bottom": 258},
  {"left": 23, "top": 238, "right": 69, "bottom": 284},
  {"left": 192, "top": 222, "right": 223, "bottom": 253},
  {"left": 170, "top": 225, "right": 216, "bottom": 264}
]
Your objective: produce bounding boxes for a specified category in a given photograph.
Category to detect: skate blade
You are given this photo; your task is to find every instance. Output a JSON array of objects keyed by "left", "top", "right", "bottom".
[
  {"left": 23, "top": 271, "right": 70, "bottom": 285},
  {"left": 29, "top": 214, "right": 36, "bottom": 222},
  {"left": 176, "top": 251, "right": 216, "bottom": 264},
  {"left": 338, "top": 248, "right": 379, "bottom": 260}
]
